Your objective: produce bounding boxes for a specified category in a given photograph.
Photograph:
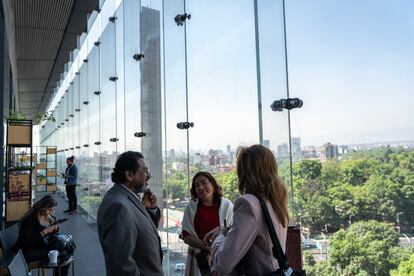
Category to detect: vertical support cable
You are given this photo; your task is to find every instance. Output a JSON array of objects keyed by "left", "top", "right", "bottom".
[
  {"left": 253, "top": 0, "right": 263, "bottom": 145},
  {"left": 161, "top": 0, "right": 170, "bottom": 274},
  {"left": 282, "top": 0, "right": 295, "bottom": 224},
  {"left": 183, "top": 0, "right": 191, "bottom": 196}
]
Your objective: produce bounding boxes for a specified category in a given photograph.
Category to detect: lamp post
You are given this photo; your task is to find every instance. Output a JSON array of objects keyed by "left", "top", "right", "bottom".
[{"left": 397, "top": 212, "right": 403, "bottom": 234}]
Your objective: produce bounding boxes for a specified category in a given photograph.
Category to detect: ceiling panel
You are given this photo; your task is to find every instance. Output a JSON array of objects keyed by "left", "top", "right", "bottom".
[
  {"left": 17, "top": 59, "right": 54, "bottom": 80},
  {"left": 12, "top": 0, "right": 99, "bottom": 117}
]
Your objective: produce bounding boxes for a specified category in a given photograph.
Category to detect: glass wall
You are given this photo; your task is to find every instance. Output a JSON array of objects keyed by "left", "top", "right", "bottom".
[
  {"left": 39, "top": 1, "right": 290, "bottom": 274},
  {"left": 44, "top": 0, "right": 414, "bottom": 275}
]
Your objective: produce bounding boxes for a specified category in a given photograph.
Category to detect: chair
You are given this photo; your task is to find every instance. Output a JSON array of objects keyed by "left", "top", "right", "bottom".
[
  {"left": 0, "top": 224, "right": 19, "bottom": 267},
  {"left": 8, "top": 249, "right": 29, "bottom": 276}
]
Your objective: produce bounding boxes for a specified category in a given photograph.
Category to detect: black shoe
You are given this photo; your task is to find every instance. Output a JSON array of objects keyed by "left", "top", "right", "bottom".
[{"left": 63, "top": 209, "right": 72, "bottom": 213}]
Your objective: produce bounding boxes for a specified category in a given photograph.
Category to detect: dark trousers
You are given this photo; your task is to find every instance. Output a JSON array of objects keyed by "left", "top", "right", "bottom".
[{"left": 65, "top": 185, "right": 77, "bottom": 211}]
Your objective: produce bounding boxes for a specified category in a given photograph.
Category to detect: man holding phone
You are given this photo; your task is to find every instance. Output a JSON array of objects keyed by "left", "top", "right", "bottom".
[{"left": 97, "top": 151, "right": 163, "bottom": 276}]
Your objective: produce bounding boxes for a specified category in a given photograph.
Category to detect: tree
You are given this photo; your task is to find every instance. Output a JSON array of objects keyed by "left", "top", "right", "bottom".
[
  {"left": 216, "top": 170, "right": 239, "bottom": 202},
  {"left": 328, "top": 221, "right": 406, "bottom": 275},
  {"left": 391, "top": 253, "right": 414, "bottom": 276}
]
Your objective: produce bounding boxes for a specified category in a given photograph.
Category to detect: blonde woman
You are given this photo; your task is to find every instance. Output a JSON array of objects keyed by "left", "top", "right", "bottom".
[{"left": 205, "top": 145, "right": 289, "bottom": 275}]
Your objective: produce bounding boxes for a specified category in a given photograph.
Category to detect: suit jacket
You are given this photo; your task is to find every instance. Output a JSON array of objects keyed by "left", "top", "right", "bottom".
[
  {"left": 65, "top": 164, "right": 78, "bottom": 185},
  {"left": 97, "top": 184, "right": 164, "bottom": 276},
  {"left": 211, "top": 194, "right": 287, "bottom": 275}
]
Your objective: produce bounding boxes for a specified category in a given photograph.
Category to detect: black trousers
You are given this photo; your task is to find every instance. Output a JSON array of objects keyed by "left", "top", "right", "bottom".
[{"left": 65, "top": 185, "right": 77, "bottom": 211}]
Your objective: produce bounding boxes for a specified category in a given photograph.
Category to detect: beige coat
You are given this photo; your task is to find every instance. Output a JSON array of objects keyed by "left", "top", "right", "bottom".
[
  {"left": 182, "top": 197, "right": 234, "bottom": 276},
  {"left": 211, "top": 194, "right": 287, "bottom": 275}
]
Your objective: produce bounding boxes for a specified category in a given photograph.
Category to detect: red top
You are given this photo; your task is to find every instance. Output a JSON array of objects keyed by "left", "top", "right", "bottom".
[{"left": 182, "top": 203, "right": 220, "bottom": 240}]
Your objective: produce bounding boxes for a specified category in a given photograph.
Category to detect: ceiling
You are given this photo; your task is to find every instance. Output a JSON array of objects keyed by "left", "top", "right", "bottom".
[{"left": 6, "top": 0, "right": 98, "bottom": 118}]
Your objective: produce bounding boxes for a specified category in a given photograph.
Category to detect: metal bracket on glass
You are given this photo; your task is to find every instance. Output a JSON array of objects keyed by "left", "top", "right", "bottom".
[
  {"left": 75, "top": 109, "right": 81, "bottom": 112},
  {"left": 133, "top": 53, "right": 145, "bottom": 61},
  {"left": 109, "top": 138, "right": 119, "bottom": 142},
  {"left": 109, "top": 16, "right": 117, "bottom": 23},
  {"left": 94, "top": 41, "right": 101, "bottom": 46},
  {"left": 65, "top": 119, "right": 69, "bottom": 122},
  {"left": 176, "top": 122, "right": 194, "bottom": 129},
  {"left": 69, "top": 81, "right": 74, "bottom": 85},
  {"left": 270, "top": 98, "right": 303, "bottom": 112},
  {"left": 94, "top": 142, "right": 101, "bottom": 145},
  {"left": 70, "top": 148, "right": 74, "bottom": 150},
  {"left": 94, "top": 91, "right": 101, "bottom": 95},
  {"left": 83, "top": 101, "right": 89, "bottom": 105},
  {"left": 83, "top": 59, "right": 88, "bottom": 63},
  {"left": 83, "top": 144, "right": 89, "bottom": 148},
  {"left": 65, "top": 149, "right": 69, "bottom": 151},
  {"left": 109, "top": 76, "right": 118, "bottom": 82},
  {"left": 75, "top": 72, "right": 80, "bottom": 76},
  {"left": 134, "top": 132, "right": 146, "bottom": 138},
  {"left": 70, "top": 114, "right": 74, "bottom": 117},
  {"left": 75, "top": 146, "right": 81, "bottom": 149},
  {"left": 174, "top": 13, "right": 191, "bottom": 26},
  {"left": 60, "top": 123, "right": 64, "bottom": 126}
]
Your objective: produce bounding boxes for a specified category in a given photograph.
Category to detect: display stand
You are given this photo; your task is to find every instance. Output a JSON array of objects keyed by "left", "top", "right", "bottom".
[
  {"left": 5, "top": 119, "right": 33, "bottom": 224},
  {"left": 35, "top": 146, "right": 57, "bottom": 193}
]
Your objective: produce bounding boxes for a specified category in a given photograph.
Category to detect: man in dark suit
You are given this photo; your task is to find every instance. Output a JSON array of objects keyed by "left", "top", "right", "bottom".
[{"left": 97, "top": 151, "right": 164, "bottom": 276}]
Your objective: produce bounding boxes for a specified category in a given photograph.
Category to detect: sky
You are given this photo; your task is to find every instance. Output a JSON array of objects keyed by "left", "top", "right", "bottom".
[
  {"left": 286, "top": 0, "right": 414, "bottom": 146},
  {"left": 48, "top": 0, "right": 414, "bottom": 152},
  {"left": 157, "top": 0, "right": 414, "bottom": 151}
]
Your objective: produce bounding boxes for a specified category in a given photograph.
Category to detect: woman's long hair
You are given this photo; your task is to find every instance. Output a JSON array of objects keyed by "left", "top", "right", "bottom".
[
  {"left": 19, "top": 195, "right": 57, "bottom": 226},
  {"left": 237, "top": 144, "right": 289, "bottom": 227}
]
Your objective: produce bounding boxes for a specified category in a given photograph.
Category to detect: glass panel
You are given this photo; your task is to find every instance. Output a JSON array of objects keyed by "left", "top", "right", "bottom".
[
  {"left": 115, "top": 4, "right": 125, "bottom": 153},
  {"left": 100, "top": 17, "right": 117, "bottom": 191},
  {"left": 86, "top": 44, "right": 103, "bottom": 219},
  {"left": 163, "top": 0, "right": 188, "bottom": 273},
  {"left": 256, "top": 1, "right": 293, "bottom": 214},
  {"left": 78, "top": 62, "right": 90, "bottom": 213},
  {"left": 124, "top": 0, "right": 142, "bottom": 152}
]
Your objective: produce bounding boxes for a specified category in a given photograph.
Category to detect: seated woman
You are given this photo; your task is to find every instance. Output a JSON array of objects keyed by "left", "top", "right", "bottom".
[
  {"left": 181, "top": 171, "right": 233, "bottom": 276},
  {"left": 205, "top": 145, "right": 289, "bottom": 275},
  {"left": 13, "top": 195, "right": 70, "bottom": 275}
]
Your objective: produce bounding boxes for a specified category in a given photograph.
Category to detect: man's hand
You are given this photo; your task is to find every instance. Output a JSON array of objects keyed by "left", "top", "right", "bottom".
[{"left": 142, "top": 189, "right": 158, "bottom": 209}]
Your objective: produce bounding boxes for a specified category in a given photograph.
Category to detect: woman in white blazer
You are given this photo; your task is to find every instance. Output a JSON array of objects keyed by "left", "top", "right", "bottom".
[
  {"left": 181, "top": 171, "right": 233, "bottom": 276},
  {"left": 205, "top": 145, "right": 289, "bottom": 275}
]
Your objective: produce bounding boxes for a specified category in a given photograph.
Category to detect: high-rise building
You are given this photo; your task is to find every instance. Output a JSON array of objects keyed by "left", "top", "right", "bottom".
[
  {"left": 140, "top": 7, "right": 162, "bottom": 205},
  {"left": 277, "top": 143, "right": 289, "bottom": 158},
  {"left": 292, "top": 137, "right": 302, "bottom": 159},
  {"left": 263, "top": 139, "right": 270, "bottom": 149},
  {"left": 321, "top": 142, "right": 339, "bottom": 160}
]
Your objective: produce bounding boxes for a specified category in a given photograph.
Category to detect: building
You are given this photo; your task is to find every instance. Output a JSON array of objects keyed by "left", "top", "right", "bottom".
[{"left": 321, "top": 142, "right": 339, "bottom": 160}]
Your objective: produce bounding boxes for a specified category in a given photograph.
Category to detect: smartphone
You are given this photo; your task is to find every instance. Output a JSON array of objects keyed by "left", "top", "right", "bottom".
[{"left": 52, "top": 218, "right": 69, "bottom": 226}]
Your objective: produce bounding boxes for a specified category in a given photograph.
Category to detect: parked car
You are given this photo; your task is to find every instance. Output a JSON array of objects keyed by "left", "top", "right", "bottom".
[{"left": 174, "top": 263, "right": 185, "bottom": 271}]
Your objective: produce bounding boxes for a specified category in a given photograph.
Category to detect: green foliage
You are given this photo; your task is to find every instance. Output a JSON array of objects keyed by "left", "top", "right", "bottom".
[
  {"left": 391, "top": 253, "right": 414, "bottom": 276},
  {"left": 215, "top": 170, "right": 240, "bottom": 202},
  {"left": 5, "top": 111, "right": 27, "bottom": 120},
  {"left": 33, "top": 111, "right": 56, "bottom": 124},
  {"left": 305, "top": 221, "right": 411, "bottom": 275},
  {"left": 4, "top": 110, "right": 56, "bottom": 124},
  {"left": 294, "top": 160, "right": 322, "bottom": 180},
  {"left": 327, "top": 221, "right": 404, "bottom": 275},
  {"left": 163, "top": 171, "right": 188, "bottom": 200},
  {"left": 295, "top": 147, "right": 414, "bottom": 231}
]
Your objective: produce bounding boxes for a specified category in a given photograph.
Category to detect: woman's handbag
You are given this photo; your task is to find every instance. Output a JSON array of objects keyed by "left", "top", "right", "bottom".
[
  {"left": 44, "top": 233, "right": 76, "bottom": 263},
  {"left": 256, "top": 197, "right": 305, "bottom": 276}
]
